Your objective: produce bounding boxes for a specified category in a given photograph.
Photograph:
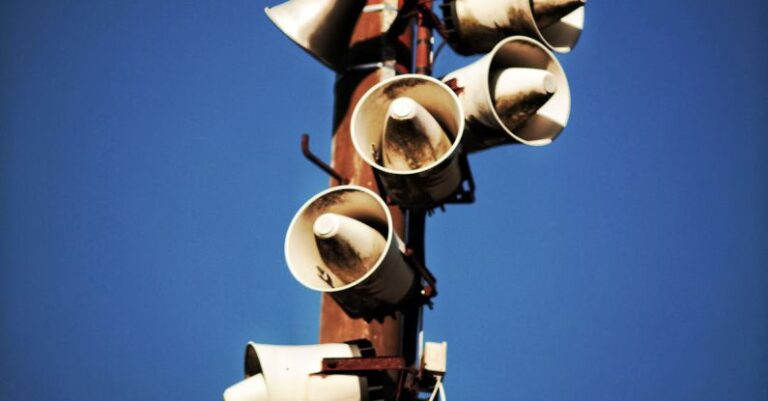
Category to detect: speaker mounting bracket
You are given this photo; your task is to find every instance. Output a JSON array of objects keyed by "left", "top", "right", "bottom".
[
  {"left": 439, "top": 150, "right": 476, "bottom": 205},
  {"left": 404, "top": 248, "right": 438, "bottom": 302},
  {"left": 316, "top": 354, "right": 446, "bottom": 401},
  {"left": 387, "top": 0, "right": 450, "bottom": 42},
  {"left": 369, "top": 150, "right": 476, "bottom": 212},
  {"left": 300, "top": 133, "right": 349, "bottom": 185},
  {"left": 317, "top": 356, "right": 408, "bottom": 374}
]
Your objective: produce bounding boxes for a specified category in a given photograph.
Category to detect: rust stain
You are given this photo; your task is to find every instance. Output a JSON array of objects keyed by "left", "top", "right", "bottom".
[
  {"left": 382, "top": 77, "right": 424, "bottom": 99},
  {"left": 382, "top": 119, "right": 441, "bottom": 170},
  {"left": 315, "top": 236, "right": 375, "bottom": 285},
  {"left": 494, "top": 90, "right": 553, "bottom": 131}
]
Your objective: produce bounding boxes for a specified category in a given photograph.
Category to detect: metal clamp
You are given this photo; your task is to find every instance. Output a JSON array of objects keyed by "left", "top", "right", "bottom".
[{"left": 404, "top": 248, "right": 438, "bottom": 301}]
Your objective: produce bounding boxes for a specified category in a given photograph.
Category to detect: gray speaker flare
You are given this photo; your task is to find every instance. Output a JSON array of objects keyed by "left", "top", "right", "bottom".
[
  {"left": 441, "top": 0, "right": 585, "bottom": 55},
  {"left": 223, "top": 341, "right": 373, "bottom": 401},
  {"left": 265, "top": 0, "right": 366, "bottom": 71},
  {"left": 443, "top": 36, "right": 570, "bottom": 152},
  {"left": 351, "top": 75, "right": 465, "bottom": 209},
  {"left": 285, "top": 185, "right": 415, "bottom": 319}
]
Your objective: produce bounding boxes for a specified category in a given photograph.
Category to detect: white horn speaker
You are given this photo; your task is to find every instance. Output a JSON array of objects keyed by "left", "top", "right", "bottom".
[
  {"left": 223, "top": 341, "right": 376, "bottom": 401},
  {"left": 285, "top": 185, "right": 415, "bottom": 318},
  {"left": 441, "top": 0, "right": 585, "bottom": 55},
  {"left": 265, "top": 0, "right": 366, "bottom": 71},
  {"left": 443, "top": 36, "right": 570, "bottom": 152},
  {"left": 351, "top": 75, "right": 465, "bottom": 209}
]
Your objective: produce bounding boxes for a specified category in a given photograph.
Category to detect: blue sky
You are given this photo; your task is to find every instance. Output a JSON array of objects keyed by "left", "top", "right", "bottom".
[{"left": 2, "top": 1, "right": 767, "bottom": 400}]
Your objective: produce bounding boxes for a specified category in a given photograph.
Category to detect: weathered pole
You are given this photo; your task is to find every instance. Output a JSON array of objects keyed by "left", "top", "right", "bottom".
[
  {"left": 415, "top": 0, "right": 433, "bottom": 76},
  {"left": 319, "top": 0, "right": 415, "bottom": 363}
]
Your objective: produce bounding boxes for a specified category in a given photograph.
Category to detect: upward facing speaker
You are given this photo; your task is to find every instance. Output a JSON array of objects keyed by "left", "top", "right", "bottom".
[
  {"left": 265, "top": 0, "right": 366, "bottom": 71},
  {"left": 443, "top": 36, "right": 570, "bottom": 152},
  {"left": 441, "top": 0, "right": 586, "bottom": 55}
]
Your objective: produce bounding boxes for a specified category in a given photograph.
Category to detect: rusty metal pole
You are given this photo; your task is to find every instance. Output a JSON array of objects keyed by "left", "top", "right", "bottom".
[
  {"left": 319, "top": 0, "right": 415, "bottom": 370},
  {"left": 415, "top": 0, "right": 433, "bottom": 76},
  {"left": 409, "top": 0, "right": 433, "bottom": 263},
  {"left": 396, "top": 3, "right": 434, "bottom": 386}
]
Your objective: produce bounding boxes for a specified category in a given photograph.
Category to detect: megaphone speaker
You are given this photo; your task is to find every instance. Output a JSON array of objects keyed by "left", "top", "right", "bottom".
[
  {"left": 351, "top": 74, "right": 465, "bottom": 209},
  {"left": 441, "top": 0, "right": 585, "bottom": 55},
  {"left": 265, "top": 0, "right": 366, "bottom": 71},
  {"left": 285, "top": 185, "right": 416, "bottom": 319},
  {"left": 443, "top": 36, "right": 570, "bottom": 152},
  {"left": 224, "top": 341, "right": 378, "bottom": 401}
]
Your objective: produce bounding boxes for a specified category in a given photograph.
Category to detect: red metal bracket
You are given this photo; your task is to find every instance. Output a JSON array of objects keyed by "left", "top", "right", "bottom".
[
  {"left": 301, "top": 134, "right": 349, "bottom": 185},
  {"left": 317, "top": 356, "right": 408, "bottom": 374},
  {"left": 443, "top": 78, "right": 465, "bottom": 96},
  {"left": 404, "top": 248, "right": 438, "bottom": 300}
]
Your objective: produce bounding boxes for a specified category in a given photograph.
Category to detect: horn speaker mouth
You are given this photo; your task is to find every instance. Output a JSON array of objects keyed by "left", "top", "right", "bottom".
[
  {"left": 440, "top": 0, "right": 585, "bottom": 55},
  {"left": 351, "top": 75, "right": 465, "bottom": 176},
  {"left": 284, "top": 186, "right": 395, "bottom": 293}
]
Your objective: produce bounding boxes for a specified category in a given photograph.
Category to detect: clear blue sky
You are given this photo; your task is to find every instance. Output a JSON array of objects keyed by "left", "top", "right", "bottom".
[{"left": 2, "top": 1, "right": 767, "bottom": 400}]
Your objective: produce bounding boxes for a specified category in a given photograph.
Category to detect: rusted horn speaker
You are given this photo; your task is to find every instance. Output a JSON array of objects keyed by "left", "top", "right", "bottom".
[
  {"left": 443, "top": 36, "right": 570, "bottom": 152},
  {"left": 223, "top": 341, "right": 376, "bottom": 401},
  {"left": 351, "top": 75, "right": 465, "bottom": 209},
  {"left": 265, "top": 0, "right": 366, "bottom": 71},
  {"left": 441, "top": 0, "right": 586, "bottom": 55},
  {"left": 285, "top": 185, "right": 415, "bottom": 319}
]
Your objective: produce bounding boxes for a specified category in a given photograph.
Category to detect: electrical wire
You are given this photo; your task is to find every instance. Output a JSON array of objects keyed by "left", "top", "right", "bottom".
[
  {"left": 432, "top": 40, "right": 448, "bottom": 66},
  {"left": 439, "top": 381, "right": 447, "bottom": 401},
  {"left": 427, "top": 376, "right": 445, "bottom": 401}
]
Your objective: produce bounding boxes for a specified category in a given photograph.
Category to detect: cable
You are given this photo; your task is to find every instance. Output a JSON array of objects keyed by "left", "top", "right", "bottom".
[
  {"left": 432, "top": 40, "right": 448, "bottom": 66},
  {"left": 439, "top": 380, "right": 447, "bottom": 401},
  {"left": 428, "top": 376, "right": 444, "bottom": 401}
]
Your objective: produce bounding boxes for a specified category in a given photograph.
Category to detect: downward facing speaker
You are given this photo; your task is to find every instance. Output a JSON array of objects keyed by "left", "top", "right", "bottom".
[
  {"left": 285, "top": 185, "right": 415, "bottom": 319},
  {"left": 351, "top": 75, "right": 465, "bottom": 209}
]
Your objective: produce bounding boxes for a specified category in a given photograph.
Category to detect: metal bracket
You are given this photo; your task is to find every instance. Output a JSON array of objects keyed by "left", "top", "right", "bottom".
[
  {"left": 344, "top": 61, "right": 397, "bottom": 73},
  {"left": 370, "top": 150, "right": 476, "bottom": 212},
  {"left": 371, "top": 168, "right": 397, "bottom": 206},
  {"left": 316, "top": 355, "right": 416, "bottom": 401},
  {"left": 317, "top": 356, "right": 408, "bottom": 374},
  {"left": 404, "top": 248, "right": 438, "bottom": 301},
  {"left": 440, "top": 151, "right": 476, "bottom": 205},
  {"left": 386, "top": 0, "right": 451, "bottom": 42},
  {"left": 415, "top": 1, "right": 451, "bottom": 41},
  {"left": 316, "top": 354, "right": 444, "bottom": 401},
  {"left": 443, "top": 78, "right": 465, "bottom": 96},
  {"left": 301, "top": 134, "right": 349, "bottom": 184}
]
